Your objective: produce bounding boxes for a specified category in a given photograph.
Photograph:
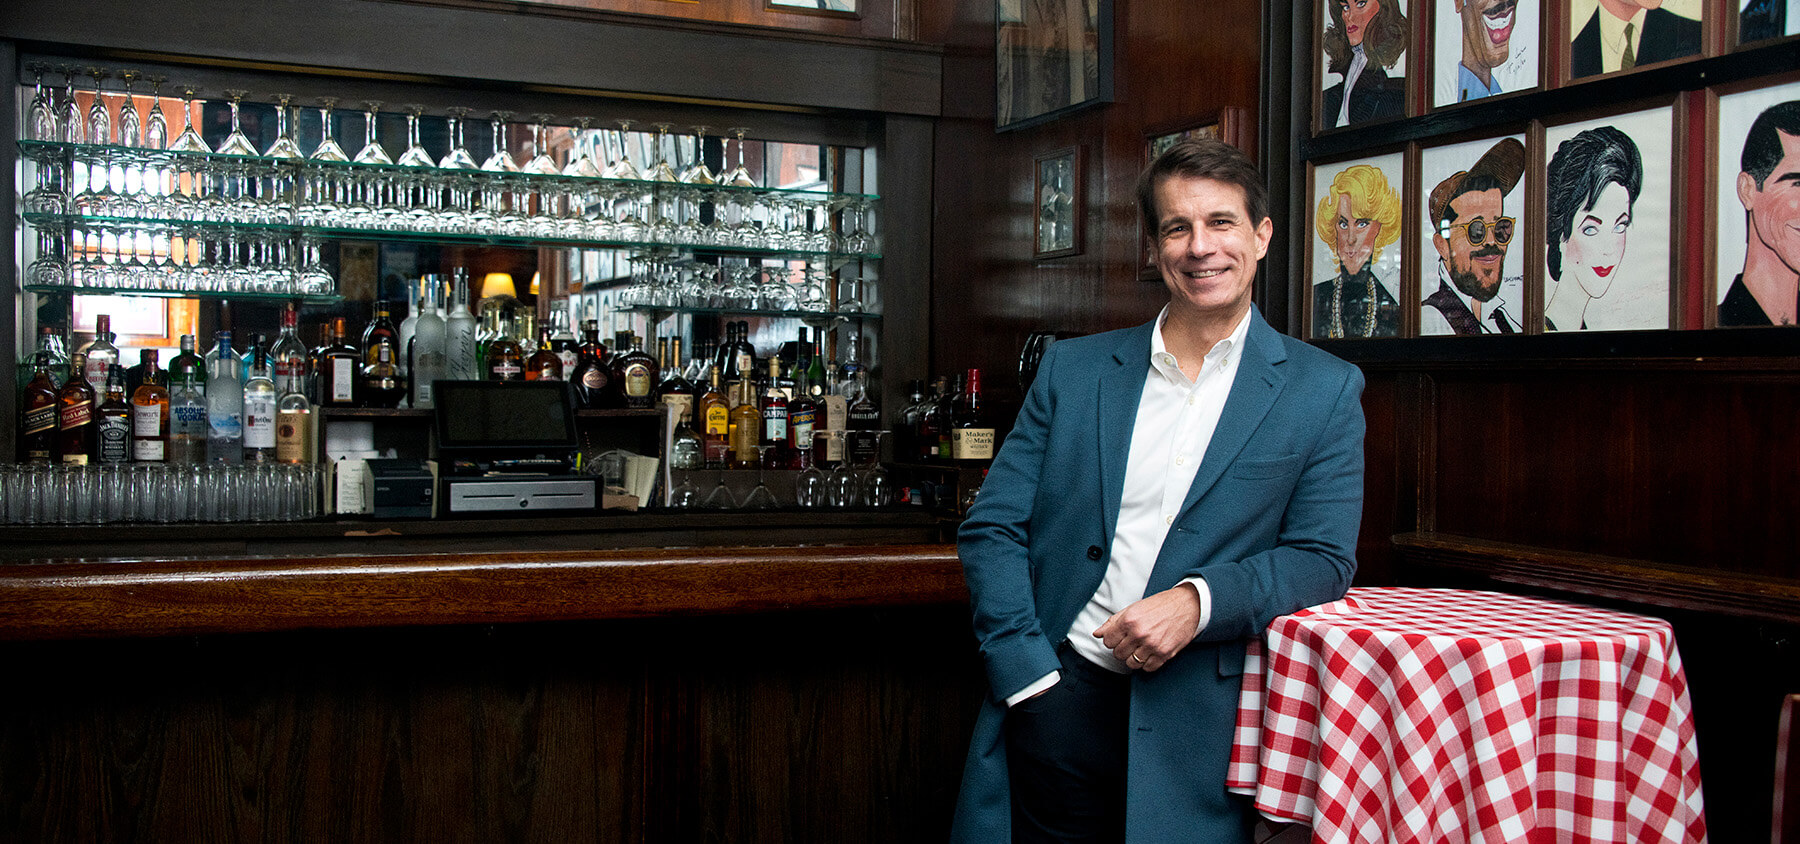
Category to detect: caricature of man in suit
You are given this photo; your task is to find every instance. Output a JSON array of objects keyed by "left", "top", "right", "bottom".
[
  {"left": 1722, "top": 100, "right": 1800, "bottom": 327},
  {"left": 952, "top": 137, "right": 1365, "bottom": 842},
  {"left": 1422, "top": 137, "right": 1528, "bottom": 335},
  {"left": 1570, "top": 0, "right": 1702, "bottom": 78}
]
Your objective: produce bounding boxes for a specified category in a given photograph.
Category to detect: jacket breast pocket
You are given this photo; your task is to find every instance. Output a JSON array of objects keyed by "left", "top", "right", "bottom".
[{"left": 1226, "top": 454, "right": 1301, "bottom": 481}]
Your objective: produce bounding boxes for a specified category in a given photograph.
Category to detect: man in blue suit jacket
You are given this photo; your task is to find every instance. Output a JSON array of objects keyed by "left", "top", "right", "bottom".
[{"left": 953, "top": 138, "right": 1365, "bottom": 842}]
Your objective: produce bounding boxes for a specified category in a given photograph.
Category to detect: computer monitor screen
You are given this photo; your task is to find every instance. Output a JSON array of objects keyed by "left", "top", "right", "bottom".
[{"left": 433, "top": 380, "right": 579, "bottom": 453}]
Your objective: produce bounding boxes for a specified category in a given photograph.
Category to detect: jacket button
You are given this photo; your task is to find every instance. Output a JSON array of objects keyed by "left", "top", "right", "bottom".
[{"left": 1087, "top": 545, "right": 1103, "bottom": 561}]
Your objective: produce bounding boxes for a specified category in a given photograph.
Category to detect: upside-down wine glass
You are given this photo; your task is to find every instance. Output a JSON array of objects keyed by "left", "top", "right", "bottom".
[
  {"left": 647, "top": 122, "right": 680, "bottom": 183},
  {"left": 56, "top": 64, "right": 84, "bottom": 144},
  {"left": 439, "top": 106, "right": 479, "bottom": 232},
  {"left": 216, "top": 89, "right": 260, "bottom": 156},
  {"left": 481, "top": 111, "right": 519, "bottom": 172},
  {"left": 481, "top": 111, "right": 521, "bottom": 235},
  {"left": 680, "top": 125, "right": 715, "bottom": 185},
  {"left": 722, "top": 127, "right": 756, "bottom": 187},
  {"left": 263, "top": 94, "right": 304, "bottom": 158},
  {"left": 523, "top": 114, "right": 558, "bottom": 175},
  {"left": 143, "top": 76, "right": 169, "bottom": 150},
  {"left": 86, "top": 67, "right": 113, "bottom": 146},
  {"left": 353, "top": 100, "right": 392, "bottom": 164},
  {"left": 26, "top": 62, "right": 58, "bottom": 142},
  {"left": 396, "top": 104, "right": 435, "bottom": 167},
  {"left": 169, "top": 85, "right": 211, "bottom": 153},
  {"left": 702, "top": 467, "right": 739, "bottom": 510},
  {"left": 605, "top": 118, "right": 641, "bottom": 180},
  {"left": 310, "top": 98, "right": 350, "bottom": 160},
  {"left": 115, "top": 70, "right": 143, "bottom": 148}
]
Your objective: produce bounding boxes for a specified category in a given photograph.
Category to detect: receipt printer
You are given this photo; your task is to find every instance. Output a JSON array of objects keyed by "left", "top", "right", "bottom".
[{"left": 367, "top": 458, "right": 437, "bottom": 519}]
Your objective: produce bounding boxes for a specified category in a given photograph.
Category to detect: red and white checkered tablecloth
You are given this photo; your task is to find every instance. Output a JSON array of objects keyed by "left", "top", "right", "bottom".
[{"left": 1226, "top": 587, "right": 1707, "bottom": 844}]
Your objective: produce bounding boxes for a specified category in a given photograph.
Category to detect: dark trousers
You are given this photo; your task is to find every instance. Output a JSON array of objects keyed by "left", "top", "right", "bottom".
[{"left": 1004, "top": 640, "right": 1131, "bottom": 843}]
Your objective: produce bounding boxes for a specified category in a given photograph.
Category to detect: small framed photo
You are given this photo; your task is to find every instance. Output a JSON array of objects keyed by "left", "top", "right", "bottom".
[
  {"left": 1736, "top": 0, "right": 1797, "bottom": 44},
  {"left": 1541, "top": 104, "right": 1676, "bottom": 332},
  {"left": 1034, "top": 146, "right": 1083, "bottom": 259},
  {"left": 1307, "top": 152, "right": 1408, "bottom": 339},
  {"left": 997, "top": 0, "right": 1115, "bottom": 131},
  {"left": 1566, "top": 0, "right": 1703, "bottom": 82},
  {"left": 1431, "top": 0, "right": 1542, "bottom": 108},
  {"left": 1419, "top": 132, "right": 1530, "bottom": 335},
  {"left": 1712, "top": 78, "right": 1800, "bottom": 327}
]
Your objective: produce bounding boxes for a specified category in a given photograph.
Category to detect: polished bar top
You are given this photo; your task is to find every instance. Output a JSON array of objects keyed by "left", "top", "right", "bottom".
[{"left": 0, "top": 543, "right": 967, "bottom": 642}]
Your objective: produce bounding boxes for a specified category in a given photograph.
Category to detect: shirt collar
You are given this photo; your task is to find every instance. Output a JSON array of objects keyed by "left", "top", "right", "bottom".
[
  {"left": 1150, "top": 305, "right": 1252, "bottom": 385},
  {"left": 1599, "top": 5, "right": 1648, "bottom": 51}
]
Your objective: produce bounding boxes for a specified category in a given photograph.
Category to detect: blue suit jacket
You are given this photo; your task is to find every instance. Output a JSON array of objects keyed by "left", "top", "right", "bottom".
[{"left": 952, "top": 309, "right": 1365, "bottom": 842}]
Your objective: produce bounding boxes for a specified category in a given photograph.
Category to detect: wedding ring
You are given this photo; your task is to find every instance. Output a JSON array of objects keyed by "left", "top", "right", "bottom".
[{"left": 1131, "top": 654, "right": 1146, "bottom": 665}]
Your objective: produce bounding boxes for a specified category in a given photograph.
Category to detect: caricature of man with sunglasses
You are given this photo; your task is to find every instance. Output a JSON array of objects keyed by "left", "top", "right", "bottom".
[{"left": 1424, "top": 137, "right": 1526, "bottom": 334}]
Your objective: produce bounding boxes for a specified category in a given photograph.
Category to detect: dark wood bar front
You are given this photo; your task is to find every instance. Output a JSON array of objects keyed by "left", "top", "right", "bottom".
[{"left": 0, "top": 542, "right": 984, "bottom": 842}]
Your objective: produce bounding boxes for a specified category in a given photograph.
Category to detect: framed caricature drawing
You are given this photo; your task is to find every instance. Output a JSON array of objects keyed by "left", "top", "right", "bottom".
[
  {"left": 1567, "top": 0, "right": 1704, "bottom": 81},
  {"left": 1541, "top": 106, "right": 1675, "bottom": 331},
  {"left": 1714, "top": 79, "right": 1800, "bottom": 327},
  {"left": 1737, "top": 0, "right": 1798, "bottom": 43},
  {"left": 1320, "top": 0, "right": 1410, "bottom": 131},
  {"left": 1308, "top": 153, "right": 1407, "bottom": 338},
  {"left": 1432, "top": 0, "right": 1540, "bottom": 107},
  {"left": 1419, "top": 133, "right": 1529, "bottom": 335}
]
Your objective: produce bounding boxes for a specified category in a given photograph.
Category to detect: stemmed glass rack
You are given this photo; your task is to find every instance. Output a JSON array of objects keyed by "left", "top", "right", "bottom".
[{"left": 15, "top": 82, "right": 880, "bottom": 308}]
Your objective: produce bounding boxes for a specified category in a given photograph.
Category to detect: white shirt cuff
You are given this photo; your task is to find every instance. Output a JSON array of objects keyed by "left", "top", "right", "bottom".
[
  {"left": 1005, "top": 670, "right": 1060, "bottom": 707},
  {"left": 1181, "top": 575, "right": 1213, "bottom": 636}
]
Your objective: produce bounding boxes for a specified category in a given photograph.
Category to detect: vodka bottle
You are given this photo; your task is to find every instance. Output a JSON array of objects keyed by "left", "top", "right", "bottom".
[
  {"left": 411, "top": 275, "right": 448, "bottom": 408},
  {"left": 168, "top": 362, "right": 208, "bottom": 464},
  {"left": 271, "top": 302, "right": 311, "bottom": 399},
  {"left": 444, "top": 270, "right": 480, "bottom": 380},
  {"left": 205, "top": 331, "right": 244, "bottom": 463},
  {"left": 80, "top": 314, "right": 120, "bottom": 394},
  {"left": 397, "top": 277, "right": 421, "bottom": 381},
  {"left": 242, "top": 344, "right": 279, "bottom": 462}
]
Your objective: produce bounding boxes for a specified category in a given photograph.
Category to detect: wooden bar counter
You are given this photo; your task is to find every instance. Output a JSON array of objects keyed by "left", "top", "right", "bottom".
[{"left": 0, "top": 517, "right": 982, "bottom": 843}]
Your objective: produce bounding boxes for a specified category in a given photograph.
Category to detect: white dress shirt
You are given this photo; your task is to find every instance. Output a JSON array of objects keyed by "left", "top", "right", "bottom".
[
  {"left": 1597, "top": 7, "right": 1647, "bottom": 74},
  {"left": 1007, "top": 307, "right": 1249, "bottom": 704}
]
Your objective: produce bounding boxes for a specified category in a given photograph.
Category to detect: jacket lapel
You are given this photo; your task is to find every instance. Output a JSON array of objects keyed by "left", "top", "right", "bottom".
[
  {"left": 1097, "top": 323, "right": 1152, "bottom": 541},
  {"left": 1176, "top": 312, "right": 1288, "bottom": 518}
]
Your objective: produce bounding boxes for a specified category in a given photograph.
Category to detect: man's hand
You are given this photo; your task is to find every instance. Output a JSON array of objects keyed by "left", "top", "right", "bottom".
[{"left": 1092, "top": 582, "right": 1202, "bottom": 671}]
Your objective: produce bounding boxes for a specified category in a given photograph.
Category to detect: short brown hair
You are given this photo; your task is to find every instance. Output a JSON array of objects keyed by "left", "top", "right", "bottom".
[{"left": 1137, "top": 137, "right": 1268, "bottom": 238}]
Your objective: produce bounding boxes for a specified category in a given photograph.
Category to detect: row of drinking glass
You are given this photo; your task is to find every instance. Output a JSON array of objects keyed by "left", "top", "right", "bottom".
[
  {"left": 666, "top": 462, "right": 896, "bottom": 510},
  {"left": 24, "top": 146, "right": 876, "bottom": 255},
  {"left": 616, "top": 259, "right": 873, "bottom": 314},
  {"left": 0, "top": 461, "right": 325, "bottom": 525},
  {"left": 23, "top": 223, "right": 335, "bottom": 296}
]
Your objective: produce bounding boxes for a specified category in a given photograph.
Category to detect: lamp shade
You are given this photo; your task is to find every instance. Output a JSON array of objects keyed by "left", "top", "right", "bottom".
[{"left": 479, "top": 273, "right": 517, "bottom": 300}]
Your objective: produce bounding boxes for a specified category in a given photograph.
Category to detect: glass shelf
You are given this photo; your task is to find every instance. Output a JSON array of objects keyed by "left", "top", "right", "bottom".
[
  {"left": 624, "top": 304, "right": 879, "bottom": 323},
  {"left": 22, "top": 282, "right": 343, "bottom": 303}
]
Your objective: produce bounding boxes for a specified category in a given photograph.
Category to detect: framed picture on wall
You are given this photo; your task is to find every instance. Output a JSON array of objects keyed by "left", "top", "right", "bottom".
[
  {"left": 1419, "top": 132, "right": 1529, "bottom": 335},
  {"left": 1431, "top": 0, "right": 1541, "bottom": 107},
  {"left": 1566, "top": 0, "right": 1704, "bottom": 82},
  {"left": 1736, "top": 0, "right": 1797, "bottom": 44},
  {"left": 1712, "top": 77, "right": 1800, "bottom": 327},
  {"left": 1034, "top": 146, "right": 1083, "bottom": 259},
  {"left": 1307, "top": 151, "right": 1407, "bottom": 338},
  {"left": 1319, "top": 0, "right": 1411, "bottom": 131},
  {"left": 1541, "top": 104, "right": 1676, "bottom": 332},
  {"left": 996, "top": 0, "right": 1115, "bottom": 131}
]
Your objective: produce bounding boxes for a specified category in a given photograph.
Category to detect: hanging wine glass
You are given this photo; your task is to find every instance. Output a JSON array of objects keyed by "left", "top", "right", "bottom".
[
  {"left": 116, "top": 69, "right": 143, "bottom": 148},
  {"left": 741, "top": 446, "right": 778, "bottom": 510},
  {"left": 523, "top": 114, "right": 559, "bottom": 174},
  {"left": 86, "top": 67, "right": 113, "bottom": 146},
  {"left": 561, "top": 117, "right": 600, "bottom": 177},
  {"left": 168, "top": 85, "right": 211, "bottom": 153},
  {"left": 668, "top": 474, "right": 700, "bottom": 509},
  {"left": 310, "top": 98, "right": 349, "bottom": 160},
  {"left": 26, "top": 62, "right": 59, "bottom": 142},
  {"left": 480, "top": 111, "right": 521, "bottom": 236},
  {"left": 722, "top": 127, "right": 757, "bottom": 187},
  {"left": 56, "top": 64, "right": 84, "bottom": 144},
  {"left": 481, "top": 111, "right": 519, "bottom": 171},
  {"left": 352, "top": 100, "right": 392, "bottom": 164},
  {"left": 647, "top": 122, "right": 680, "bottom": 183},
  {"left": 395, "top": 104, "right": 435, "bottom": 166},
  {"left": 215, "top": 89, "right": 260, "bottom": 156},
  {"left": 679, "top": 125, "right": 716, "bottom": 184},
  {"left": 794, "top": 448, "right": 828, "bottom": 508},
  {"left": 439, "top": 106, "right": 480, "bottom": 233},
  {"left": 702, "top": 468, "right": 739, "bottom": 510},
  {"left": 605, "top": 119, "right": 642, "bottom": 180},
  {"left": 439, "top": 106, "right": 479, "bottom": 169},
  {"left": 142, "top": 76, "right": 169, "bottom": 150},
  {"left": 263, "top": 94, "right": 304, "bottom": 158}
]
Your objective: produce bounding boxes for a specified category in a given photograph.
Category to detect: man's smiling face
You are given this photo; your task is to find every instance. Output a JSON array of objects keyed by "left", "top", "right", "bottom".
[{"left": 1458, "top": 0, "right": 1517, "bottom": 76}]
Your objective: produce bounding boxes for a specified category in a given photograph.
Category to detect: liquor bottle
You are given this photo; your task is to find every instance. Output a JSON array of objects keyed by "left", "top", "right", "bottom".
[
  {"left": 18, "top": 326, "right": 68, "bottom": 393},
  {"left": 806, "top": 327, "right": 828, "bottom": 398},
  {"left": 58, "top": 353, "right": 98, "bottom": 464},
  {"left": 727, "top": 320, "right": 756, "bottom": 381},
  {"left": 760, "top": 357, "right": 791, "bottom": 469},
  {"left": 318, "top": 317, "right": 360, "bottom": 408},
  {"left": 549, "top": 303, "right": 579, "bottom": 374},
  {"left": 242, "top": 333, "right": 273, "bottom": 381},
  {"left": 834, "top": 326, "right": 865, "bottom": 397},
  {"left": 361, "top": 342, "right": 407, "bottom": 407},
  {"left": 307, "top": 323, "right": 332, "bottom": 403},
  {"left": 411, "top": 278, "right": 448, "bottom": 407},
  {"left": 125, "top": 348, "right": 167, "bottom": 399},
  {"left": 526, "top": 327, "right": 564, "bottom": 381},
  {"left": 570, "top": 320, "right": 611, "bottom": 409},
  {"left": 79, "top": 314, "right": 120, "bottom": 394},
  {"left": 396, "top": 278, "right": 421, "bottom": 381},
  {"left": 484, "top": 313, "right": 524, "bottom": 381},
  {"left": 951, "top": 367, "right": 997, "bottom": 462},
  {"left": 657, "top": 337, "right": 696, "bottom": 427},
  {"left": 205, "top": 331, "right": 244, "bottom": 463},
  {"left": 475, "top": 305, "right": 502, "bottom": 376},
  {"left": 20, "top": 352, "right": 60, "bottom": 463},
  {"left": 933, "top": 374, "right": 962, "bottom": 459},
  {"left": 274, "top": 377, "right": 315, "bottom": 464},
  {"left": 700, "top": 368, "right": 731, "bottom": 468},
  {"left": 684, "top": 339, "right": 711, "bottom": 385},
  {"left": 669, "top": 417, "right": 705, "bottom": 471},
  {"left": 729, "top": 372, "right": 762, "bottom": 470},
  {"left": 131, "top": 351, "right": 170, "bottom": 463},
  {"left": 361, "top": 300, "right": 405, "bottom": 399},
  {"left": 242, "top": 344, "right": 278, "bottom": 462},
  {"left": 787, "top": 362, "right": 819, "bottom": 469},
  {"left": 96, "top": 363, "right": 132, "bottom": 464},
  {"left": 444, "top": 270, "right": 480, "bottom": 381},
  {"left": 845, "top": 370, "right": 881, "bottom": 467},
  {"left": 917, "top": 376, "right": 949, "bottom": 462},
  {"left": 168, "top": 357, "right": 209, "bottom": 464},
  {"left": 613, "top": 332, "right": 658, "bottom": 409},
  {"left": 271, "top": 302, "right": 311, "bottom": 400},
  {"left": 893, "top": 379, "right": 926, "bottom": 463}
]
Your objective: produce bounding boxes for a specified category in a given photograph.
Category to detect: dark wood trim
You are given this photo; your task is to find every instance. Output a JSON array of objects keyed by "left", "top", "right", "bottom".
[
  {"left": 0, "top": 543, "right": 965, "bottom": 641},
  {"left": 1392, "top": 531, "right": 1800, "bottom": 625}
]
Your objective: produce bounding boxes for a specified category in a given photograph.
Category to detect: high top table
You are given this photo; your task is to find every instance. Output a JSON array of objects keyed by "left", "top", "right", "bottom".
[{"left": 1226, "top": 587, "right": 1707, "bottom": 843}]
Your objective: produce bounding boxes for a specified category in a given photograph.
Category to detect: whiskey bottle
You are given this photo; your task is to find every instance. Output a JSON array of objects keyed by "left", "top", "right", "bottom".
[
  {"left": 484, "top": 314, "right": 525, "bottom": 382},
  {"left": 657, "top": 337, "right": 696, "bottom": 428},
  {"left": 951, "top": 367, "right": 997, "bottom": 462},
  {"left": 360, "top": 343, "right": 407, "bottom": 408},
  {"left": 131, "top": 351, "right": 170, "bottom": 463},
  {"left": 525, "top": 327, "right": 564, "bottom": 381},
  {"left": 125, "top": 348, "right": 167, "bottom": 399},
  {"left": 613, "top": 333, "right": 658, "bottom": 409},
  {"left": 570, "top": 321, "right": 611, "bottom": 408},
  {"left": 548, "top": 305, "right": 579, "bottom": 374},
  {"left": 96, "top": 363, "right": 132, "bottom": 464},
  {"left": 318, "top": 317, "right": 360, "bottom": 407},
  {"left": 57, "top": 353, "right": 98, "bottom": 464},
  {"left": 20, "top": 352, "right": 60, "bottom": 463},
  {"left": 729, "top": 373, "right": 763, "bottom": 470}
]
